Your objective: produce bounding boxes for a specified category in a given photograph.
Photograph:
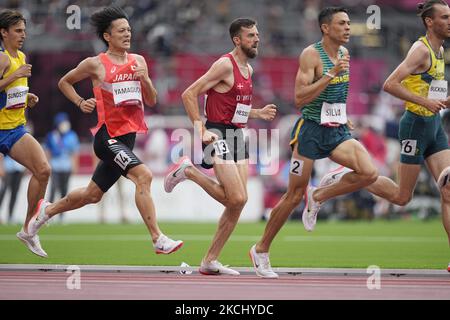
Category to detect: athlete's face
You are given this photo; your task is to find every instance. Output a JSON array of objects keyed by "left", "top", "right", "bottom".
[
  {"left": 236, "top": 25, "right": 259, "bottom": 59},
  {"left": 0, "top": 20, "right": 26, "bottom": 50},
  {"left": 323, "top": 12, "right": 351, "bottom": 44},
  {"left": 428, "top": 4, "right": 450, "bottom": 39},
  {"left": 105, "top": 18, "right": 131, "bottom": 51}
]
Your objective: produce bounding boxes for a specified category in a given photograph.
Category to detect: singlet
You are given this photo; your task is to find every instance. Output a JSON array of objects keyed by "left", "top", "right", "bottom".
[
  {"left": 92, "top": 52, "right": 148, "bottom": 138},
  {"left": 402, "top": 36, "right": 446, "bottom": 117},
  {"left": 301, "top": 42, "right": 349, "bottom": 124},
  {"left": 0, "top": 48, "right": 28, "bottom": 129},
  {"left": 204, "top": 53, "right": 253, "bottom": 129}
]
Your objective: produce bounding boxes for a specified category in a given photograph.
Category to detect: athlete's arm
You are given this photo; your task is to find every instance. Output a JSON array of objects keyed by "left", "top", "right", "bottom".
[
  {"left": 134, "top": 55, "right": 157, "bottom": 107},
  {"left": 0, "top": 53, "right": 31, "bottom": 92},
  {"left": 294, "top": 47, "right": 349, "bottom": 108},
  {"left": 27, "top": 93, "right": 39, "bottom": 108},
  {"left": 58, "top": 57, "right": 97, "bottom": 113},
  {"left": 181, "top": 57, "right": 232, "bottom": 137},
  {"left": 249, "top": 104, "right": 277, "bottom": 120},
  {"left": 383, "top": 42, "right": 445, "bottom": 113}
]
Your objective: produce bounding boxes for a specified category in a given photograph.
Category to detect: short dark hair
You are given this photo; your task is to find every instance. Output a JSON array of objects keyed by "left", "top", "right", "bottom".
[
  {"left": 229, "top": 18, "right": 257, "bottom": 45},
  {"left": 417, "top": 0, "right": 449, "bottom": 28},
  {"left": 318, "top": 7, "right": 348, "bottom": 34},
  {"left": 0, "top": 9, "right": 26, "bottom": 41},
  {"left": 90, "top": 6, "right": 129, "bottom": 47}
]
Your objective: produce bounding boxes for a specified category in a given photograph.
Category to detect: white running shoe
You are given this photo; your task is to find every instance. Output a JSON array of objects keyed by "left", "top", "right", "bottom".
[
  {"left": 153, "top": 234, "right": 183, "bottom": 254},
  {"left": 199, "top": 260, "right": 240, "bottom": 276},
  {"left": 437, "top": 166, "right": 450, "bottom": 189},
  {"left": 319, "top": 165, "right": 352, "bottom": 188},
  {"left": 249, "top": 245, "right": 278, "bottom": 278},
  {"left": 28, "top": 199, "right": 51, "bottom": 237},
  {"left": 164, "top": 156, "right": 193, "bottom": 193},
  {"left": 16, "top": 228, "right": 48, "bottom": 258},
  {"left": 302, "top": 186, "right": 322, "bottom": 232}
]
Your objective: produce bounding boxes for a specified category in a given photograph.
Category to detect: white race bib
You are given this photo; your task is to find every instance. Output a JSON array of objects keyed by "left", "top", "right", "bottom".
[
  {"left": 428, "top": 80, "right": 448, "bottom": 100},
  {"left": 6, "top": 86, "right": 29, "bottom": 109},
  {"left": 112, "top": 81, "right": 142, "bottom": 107},
  {"left": 320, "top": 102, "right": 347, "bottom": 125},
  {"left": 231, "top": 103, "right": 251, "bottom": 124},
  {"left": 213, "top": 139, "right": 230, "bottom": 156}
]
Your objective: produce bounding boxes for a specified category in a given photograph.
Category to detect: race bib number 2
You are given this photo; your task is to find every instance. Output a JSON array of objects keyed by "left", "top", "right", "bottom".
[{"left": 290, "top": 158, "right": 303, "bottom": 176}]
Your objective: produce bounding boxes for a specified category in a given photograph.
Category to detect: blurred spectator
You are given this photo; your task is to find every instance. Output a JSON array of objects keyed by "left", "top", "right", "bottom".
[
  {"left": 45, "top": 112, "right": 80, "bottom": 222},
  {"left": 97, "top": 176, "right": 130, "bottom": 224},
  {"left": 142, "top": 128, "right": 170, "bottom": 175},
  {"left": 0, "top": 156, "right": 25, "bottom": 224}
]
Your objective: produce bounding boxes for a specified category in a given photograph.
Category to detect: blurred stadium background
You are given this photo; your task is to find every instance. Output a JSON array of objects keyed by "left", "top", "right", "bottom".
[{"left": 0, "top": 0, "right": 448, "bottom": 225}]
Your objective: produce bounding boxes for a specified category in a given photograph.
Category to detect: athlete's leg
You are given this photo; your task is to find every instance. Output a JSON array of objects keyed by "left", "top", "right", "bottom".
[
  {"left": 9, "top": 134, "right": 51, "bottom": 233},
  {"left": 126, "top": 164, "right": 161, "bottom": 242},
  {"left": 425, "top": 149, "right": 450, "bottom": 246},
  {"left": 314, "top": 139, "right": 378, "bottom": 202},
  {"left": 45, "top": 180, "right": 104, "bottom": 218},
  {"left": 8, "top": 171, "right": 23, "bottom": 217},
  {"left": 202, "top": 158, "right": 248, "bottom": 263},
  {"left": 256, "top": 144, "right": 314, "bottom": 253},
  {"left": 366, "top": 163, "right": 420, "bottom": 206},
  {"left": 184, "top": 165, "right": 228, "bottom": 205}
]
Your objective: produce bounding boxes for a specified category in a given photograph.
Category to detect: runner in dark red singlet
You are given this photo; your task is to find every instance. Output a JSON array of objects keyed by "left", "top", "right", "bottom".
[
  {"left": 164, "top": 18, "right": 277, "bottom": 275},
  {"left": 26, "top": 7, "right": 183, "bottom": 256}
]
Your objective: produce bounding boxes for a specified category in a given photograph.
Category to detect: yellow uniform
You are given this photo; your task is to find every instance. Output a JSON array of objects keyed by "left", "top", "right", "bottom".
[
  {"left": 398, "top": 36, "right": 448, "bottom": 165},
  {"left": 0, "top": 49, "right": 28, "bottom": 129},
  {"left": 402, "top": 36, "right": 445, "bottom": 117}
]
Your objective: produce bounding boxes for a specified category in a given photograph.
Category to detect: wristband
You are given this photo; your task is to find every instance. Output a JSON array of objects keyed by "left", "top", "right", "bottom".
[
  {"left": 325, "top": 72, "right": 335, "bottom": 79},
  {"left": 77, "top": 98, "right": 85, "bottom": 108}
]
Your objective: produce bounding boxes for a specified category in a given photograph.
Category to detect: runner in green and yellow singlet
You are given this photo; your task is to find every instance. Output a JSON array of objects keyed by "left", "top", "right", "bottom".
[{"left": 250, "top": 7, "right": 379, "bottom": 278}]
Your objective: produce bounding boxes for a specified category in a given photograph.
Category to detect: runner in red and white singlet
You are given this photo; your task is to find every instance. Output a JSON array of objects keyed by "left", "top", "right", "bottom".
[
  {"left": 92, "top": 52, "right": 147, "bottom": 137},
  {"left": 164, "top": 18, "right": 277, "bottom": 275},
  {"left": 204, "top": 52, "right": 253, "bottom": 129},
  {"left": 28, "top": 7, "right": 183, "bottom": 257}
]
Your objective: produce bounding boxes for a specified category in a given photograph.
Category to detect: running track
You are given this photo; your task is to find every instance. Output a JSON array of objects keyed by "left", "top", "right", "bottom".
[{"left": 0, "top": 265, "right": 449, "bottom": 300}]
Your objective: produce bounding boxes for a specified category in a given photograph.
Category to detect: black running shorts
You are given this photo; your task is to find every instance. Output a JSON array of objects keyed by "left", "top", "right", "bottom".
[
  {"left": 201, "top": 121, "right": 249, "bottom": 169},
  {"left": 92, "top": 125, "right": 142, "bottom": 192}
]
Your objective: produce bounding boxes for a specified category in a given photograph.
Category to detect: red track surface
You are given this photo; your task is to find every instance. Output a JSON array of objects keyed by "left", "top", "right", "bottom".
[{"left": 1, "top": 271, "right": 450, "bottom": 300}]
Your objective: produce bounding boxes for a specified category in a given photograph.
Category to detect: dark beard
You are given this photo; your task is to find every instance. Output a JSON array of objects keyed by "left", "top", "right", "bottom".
[{"left": 242, "top": 45, "right": 257, "bottom": 59}]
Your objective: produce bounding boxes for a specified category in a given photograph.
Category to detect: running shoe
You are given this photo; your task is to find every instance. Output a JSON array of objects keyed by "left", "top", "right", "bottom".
[
  {"left": 199, "top": 260, "right": 240, "bottom": 276},
  {"left": 16, "top": 228, "right": 47, "bottom": 258},
  {"left": 249, "top": 244, "right": 278, "bottom": 278},
  {"left": 437, "top": 166, "right": 450, "bottom": 189},
  {"left": 319, "top": 165, "right": 352, "bottom": 188},
  {"left": 28, "top": 199, "right": 51, "bottom": 236},
  {"left": 302, "top": 186, "right": 321, "bottom": 232},
  {"left": 164, "top": 156, "right": 193, "bottom": 193},
  {"left": 153, "top": 234, "right": 183, "bottom": 254}
]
